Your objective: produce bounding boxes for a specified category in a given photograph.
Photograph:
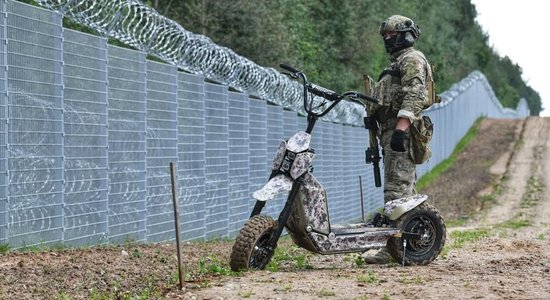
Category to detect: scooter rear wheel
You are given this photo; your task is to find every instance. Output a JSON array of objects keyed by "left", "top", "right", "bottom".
[
  {"left": 230, "top": 215, "right": 277, "bottom": 271},
  {"left": 387, "top": 202, "right": 446, "bottom": 265}
]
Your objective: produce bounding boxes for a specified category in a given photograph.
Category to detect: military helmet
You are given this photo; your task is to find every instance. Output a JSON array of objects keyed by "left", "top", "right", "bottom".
[{"left": 379, "top": 15, "right": 421, "bottom": 53}]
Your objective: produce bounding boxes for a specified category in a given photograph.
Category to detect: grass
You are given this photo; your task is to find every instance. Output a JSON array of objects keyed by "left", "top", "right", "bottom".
[
  {"left": 198, "top": 256, "right": 239, "bottom": 276},
  {"left": 521, "top": 175, "right": 544, "bottom": 208},
  {"left": 479, "top": 174, "right": 506, "bottom": 206},
  {"left": 496, "top": 219, "right": 532, "bottom": 229},
  {"left": 441, "top": 228, "right": 489, "bottom": 258},
  {"left": 400, "top": 275, "right": 424, "bottom": 285},
  {"left": 444, "top": 216, "right": 469, "bottom": 228},
  {"left": 450, "top": 229, "right": 489, "bottom": 248},
  {"left": 345, "top": 253, "right": 366, "bottom": 267},
  {"left": 266, "top": 243, "right": 313, "bottom": 272},
  {"left": 357, "top": 270, "right": 379, "bottom": 285},
  {"left": 0, "top": 243, "right": 10, "bottom": 254},
  {"left": 239, "top": 290, "right": 254, "bottom": 298},
  {"left": 417, "top": 117, "right": 483, "bottom": 191},
  {"left": 317, "top": 288, "right": 336, "bottom": 297}
]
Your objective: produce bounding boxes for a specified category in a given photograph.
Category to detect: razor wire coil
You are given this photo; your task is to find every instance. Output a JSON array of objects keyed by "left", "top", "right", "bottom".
[{"left": 35, "top": 0, "right": 365, "bottom": 125}]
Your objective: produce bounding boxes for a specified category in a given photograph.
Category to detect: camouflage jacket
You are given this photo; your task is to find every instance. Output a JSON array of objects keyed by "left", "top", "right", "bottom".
[{"left": 371, "top": 47, "right": 432, "bottom": 126}]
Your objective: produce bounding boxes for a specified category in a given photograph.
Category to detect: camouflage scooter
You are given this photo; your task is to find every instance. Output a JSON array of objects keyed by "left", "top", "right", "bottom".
[{"left": 229, "top": 64, "right": 446, "bottom": 271}]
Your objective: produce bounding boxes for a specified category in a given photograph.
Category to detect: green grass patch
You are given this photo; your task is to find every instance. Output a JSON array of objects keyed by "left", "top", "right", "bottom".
[
  {"left": 417, "top": 117, "right": 483, "bottom": 192},
  {"left": 441, "top": 228, "right": 489, "bottom": 258},
  {"left": 521, "top": 175, "right": 544, "bottom": 208},
  {"left": 357, "top": 270, "right": 379, "bottom": 285},
  {"left": 450, "top": 229, "right": 489, "bottom": 248},
  {"left": 0, "top": 243, "right": 10, "bottom": 254},
  {"left": 198, "top": 256, "right": 239, "bottom": 276},
  {"left": 266, "top": 244, "right": 313, "bottom": 272},
  {"left": 496, "top": 219, "right": 532, "bottom": 229},
  {"left": 400, "top": 275, "right": 424, "bottom": 285},
  {"left": 317, "top": 289, "right": 336, "bottom": 297},
  {"left": 239, "top": 290, "right": 254, "bottom": 298},
  {"left": 444, "top": 216, "right": 469, "bottom": 228}
]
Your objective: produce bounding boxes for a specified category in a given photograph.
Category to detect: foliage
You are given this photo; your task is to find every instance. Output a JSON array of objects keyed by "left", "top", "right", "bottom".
[
  {"left": 19, "top": 0, "right": 542, "bottom": 114},
  {"left": 148, "top": 0, "right": 541, "bottom": 115}
]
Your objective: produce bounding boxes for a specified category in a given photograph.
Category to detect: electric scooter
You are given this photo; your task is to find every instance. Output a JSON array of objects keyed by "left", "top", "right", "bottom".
[{"left": 229, "top": 64, "right": 446, "bottom": 271}]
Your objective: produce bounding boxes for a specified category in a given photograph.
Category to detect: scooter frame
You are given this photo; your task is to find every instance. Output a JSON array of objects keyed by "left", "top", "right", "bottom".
[{"left": 230, "top": 64, "right": 445, "bottom": 270}]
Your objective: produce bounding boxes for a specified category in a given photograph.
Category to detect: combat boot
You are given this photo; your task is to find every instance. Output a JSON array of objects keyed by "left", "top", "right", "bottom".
[{"left": 362, "top": 247, "right": 391, "bottom": 264}]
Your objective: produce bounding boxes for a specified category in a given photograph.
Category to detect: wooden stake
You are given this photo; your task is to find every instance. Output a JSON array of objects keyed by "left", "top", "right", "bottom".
[{"left": 169, "top": 162, "right": 185, "bottom": 290}]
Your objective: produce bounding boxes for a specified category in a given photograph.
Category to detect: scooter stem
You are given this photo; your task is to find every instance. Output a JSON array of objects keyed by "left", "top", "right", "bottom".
[{"left": 268, "top": 180, "right": 303, "bottom": 249}]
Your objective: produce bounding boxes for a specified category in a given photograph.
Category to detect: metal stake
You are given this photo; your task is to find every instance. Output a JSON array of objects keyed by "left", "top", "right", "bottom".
[
  {"left": 359, "top": 176, "right": 365, "bottom": 222},
  {"left": 169, "top": 162, "right": 185, "bottom": 289},
  {"left": 402, "top": 238, "right": 407, "bottom": 267}
]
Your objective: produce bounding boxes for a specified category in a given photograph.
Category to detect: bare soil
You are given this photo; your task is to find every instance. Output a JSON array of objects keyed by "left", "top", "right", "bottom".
[{"left": 1, "top": 117, "right": 549, "bottom": 300}]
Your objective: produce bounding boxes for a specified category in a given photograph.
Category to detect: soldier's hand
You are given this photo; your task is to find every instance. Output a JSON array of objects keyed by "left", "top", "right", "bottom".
[{"left": 390, "top": 130, "right": 406, "bottom": 152}]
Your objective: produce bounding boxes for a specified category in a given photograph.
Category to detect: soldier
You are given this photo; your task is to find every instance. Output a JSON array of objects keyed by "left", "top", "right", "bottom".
[{"left": 363, "top": 15, "right": 435, "bottom": 264}]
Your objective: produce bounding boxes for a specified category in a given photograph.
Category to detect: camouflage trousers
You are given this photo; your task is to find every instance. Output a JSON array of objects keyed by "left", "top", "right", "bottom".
[{"left": 380, "top": 126, "right": 417, "bottom": 203}]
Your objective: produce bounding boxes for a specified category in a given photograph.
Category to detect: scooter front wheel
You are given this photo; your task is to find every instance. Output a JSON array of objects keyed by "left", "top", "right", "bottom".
[
  {"left": 230, "top": 215, "right": 277, "bottom": 271},
  {"left": 387, "top": 202, "right": 446, "bottom": 265}
]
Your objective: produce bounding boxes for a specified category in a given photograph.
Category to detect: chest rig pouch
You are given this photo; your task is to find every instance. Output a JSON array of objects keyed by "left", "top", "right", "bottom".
[{"left": 373, "top": 62, "right": 403, "bottom": 114}]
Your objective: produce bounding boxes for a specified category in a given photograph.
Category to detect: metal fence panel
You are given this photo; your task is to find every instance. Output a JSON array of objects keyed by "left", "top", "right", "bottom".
[
  {"left": 0, "top": 1, "right": 6, "bottom": 245},
  {"left": 107, "top": 45, "right": 147, "bottom": 244},
  {"left": 228, "top": 91, "right": 250, "bottom": 236},
  {"left": 6, "top": 0, "right": 64, "bottom": 248},
  {"left": 248, "top": 98, "right": 267, "bottom": 211},
  {"left": 265, "top": 103, "right": 284, "bottom": 217},
  {"left": 63, "top": 29, "right": 109, "bottom": 246},
  {"left": 204, "top": 83, "right": 228, "bottom": 238},
  {"left": 177, "top": 72, "right": 206, "bottom": 241},
  {"left": 145, "top": 61, "right": 178, "bottom": 243}
]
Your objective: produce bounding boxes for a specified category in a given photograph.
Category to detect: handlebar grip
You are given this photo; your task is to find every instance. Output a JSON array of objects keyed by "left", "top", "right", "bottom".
[
  {"left": 356, "top": 93, "right": 379, "bottom": 104},
  {"left": 308, "top": 83, "right": 340, "bottom": 101},
  {"left": 279, "top": 63, "right": 300, "bottom": 74}
]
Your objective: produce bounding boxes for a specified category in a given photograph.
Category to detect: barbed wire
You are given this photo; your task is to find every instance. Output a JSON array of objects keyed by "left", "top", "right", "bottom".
[{"left": 35, "top": 0, "right": 365, "bottom": 125}]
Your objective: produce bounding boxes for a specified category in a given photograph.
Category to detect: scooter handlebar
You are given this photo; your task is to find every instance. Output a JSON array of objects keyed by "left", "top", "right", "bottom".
[
  {"left": 355, "top": 93, "right": 379, "bottom": 105},
  {"left": 308, "top": 83, "right": 340, "bottom": 101},
  {"left": 279, "top": 63, "right": 301, "bottom": 75},
  {"left": 279, "top": 63, "right": 379, "bottom": 105}
]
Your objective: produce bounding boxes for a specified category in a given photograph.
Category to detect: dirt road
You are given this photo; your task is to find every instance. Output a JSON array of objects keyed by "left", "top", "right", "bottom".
[
  {"left": 1, "top": 118, "right": 549, "bottom": 300},
  {"left": 193, "top": 117, "right": 550, "bottom": 300}
]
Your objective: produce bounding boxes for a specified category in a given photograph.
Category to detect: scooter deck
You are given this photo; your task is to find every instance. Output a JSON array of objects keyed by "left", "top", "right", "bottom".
[
  {"left": 331, "top": 223, "right": 398, "bottom": 236},
  {"left": 299, "top": 224, "right": 400, "bottom": 254}
]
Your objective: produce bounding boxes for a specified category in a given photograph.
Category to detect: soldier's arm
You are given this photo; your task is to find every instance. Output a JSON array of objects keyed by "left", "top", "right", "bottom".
[{"left": 397, "top": 54, "right": 428, "bottom": 124}]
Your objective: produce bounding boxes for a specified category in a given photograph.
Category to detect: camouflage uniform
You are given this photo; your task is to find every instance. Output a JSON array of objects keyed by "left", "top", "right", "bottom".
[
  {"left": 363, "top": 14, "right": 433, "bottom": 265},
  {"left": 373, "top": 47, "right": 432, "bottom": 202},
  {"left": 369, "top": 15, "right": 433, "bottom": 203}
]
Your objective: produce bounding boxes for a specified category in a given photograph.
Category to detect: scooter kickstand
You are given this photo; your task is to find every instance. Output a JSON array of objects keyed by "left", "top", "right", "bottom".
[{"left": 402, "top": 238, "right": 407, "bottom": 267}]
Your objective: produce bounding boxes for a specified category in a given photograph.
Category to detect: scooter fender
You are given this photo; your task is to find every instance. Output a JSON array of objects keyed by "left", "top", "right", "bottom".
[
  {"left": 252, "top": 174, "right": 293, "bottom": 202},
  {"left": 383, "top": 194, "right": 428, "bottom": 221}
]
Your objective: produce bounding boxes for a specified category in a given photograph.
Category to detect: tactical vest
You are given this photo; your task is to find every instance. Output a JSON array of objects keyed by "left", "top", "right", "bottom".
[{"left": 371, "top": 48, "right": 438, "bottom": 117}]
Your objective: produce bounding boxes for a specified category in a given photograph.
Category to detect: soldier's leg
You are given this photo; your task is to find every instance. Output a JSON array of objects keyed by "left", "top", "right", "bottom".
[
  {"left": 364, "top": 132, "right": 416, "bottom": 264},
  {"left": 383, "top": 147, "right": 417, "bottom": 202}
]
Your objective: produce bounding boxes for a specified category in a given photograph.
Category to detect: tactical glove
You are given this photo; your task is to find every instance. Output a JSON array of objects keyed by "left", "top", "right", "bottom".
[{"left": 390, "top": 129, "right": 406, "bottom": 152}]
